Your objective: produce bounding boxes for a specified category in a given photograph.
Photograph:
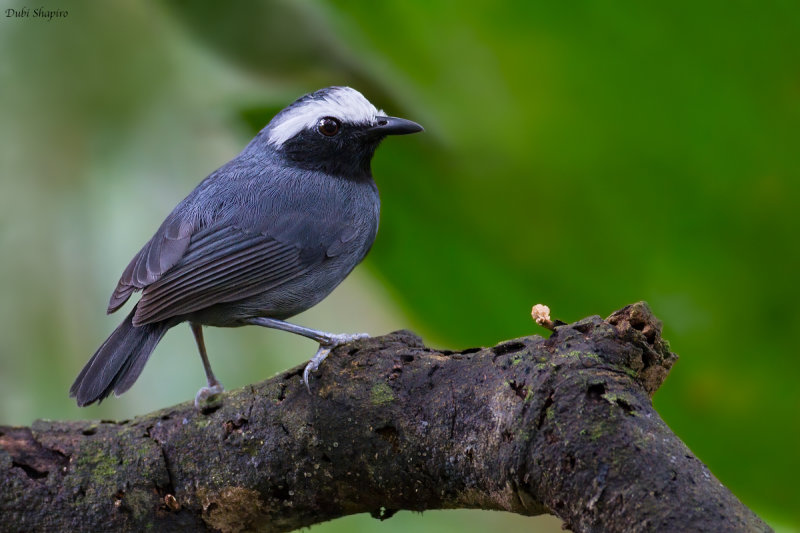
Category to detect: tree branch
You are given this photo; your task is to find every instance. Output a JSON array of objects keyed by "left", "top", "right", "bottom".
[{"left": 0, "top": 302, "right": 770, "bottom": 532}]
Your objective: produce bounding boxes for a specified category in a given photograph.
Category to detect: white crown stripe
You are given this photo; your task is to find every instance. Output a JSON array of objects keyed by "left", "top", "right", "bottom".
[{"left": 268, "top": 87, "right": 383, "bottom": 147}]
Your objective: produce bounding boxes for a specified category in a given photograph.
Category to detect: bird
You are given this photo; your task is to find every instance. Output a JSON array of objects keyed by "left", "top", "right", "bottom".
[{"left": 70, "top": 86, "right": 423, "bottom": 407}]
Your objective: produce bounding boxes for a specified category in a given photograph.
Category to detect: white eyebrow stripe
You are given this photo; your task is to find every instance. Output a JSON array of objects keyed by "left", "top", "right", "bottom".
[{"left": 267, "top": 87, "right": 384, "bottom": 147}]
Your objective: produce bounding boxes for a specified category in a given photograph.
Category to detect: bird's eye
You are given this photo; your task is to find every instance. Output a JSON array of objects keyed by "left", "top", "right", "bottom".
[{"left": 318, "top": 117, "right": 341, "bottom": 137}]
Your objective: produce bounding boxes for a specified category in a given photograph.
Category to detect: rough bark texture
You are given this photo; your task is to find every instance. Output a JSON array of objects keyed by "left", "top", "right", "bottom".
[{"left": 0, "top": 302, "right": 771, "bottom": 532}]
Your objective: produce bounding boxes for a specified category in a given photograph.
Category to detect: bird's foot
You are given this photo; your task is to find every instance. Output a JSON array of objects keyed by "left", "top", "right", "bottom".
[
  {"left": 303, "top": 332, "right": 370, "bottom": 392},
  {"left": 303, "top": 345, "right": 331, "bottom": 393},
  {"left": 194, "top": 380, "right": 224, "bottom": 409}
]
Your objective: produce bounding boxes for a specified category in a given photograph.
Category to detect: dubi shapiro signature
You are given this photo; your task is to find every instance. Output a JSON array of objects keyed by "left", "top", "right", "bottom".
[{"left": 5, "top": 7, "right": 69, "bottom": 20}]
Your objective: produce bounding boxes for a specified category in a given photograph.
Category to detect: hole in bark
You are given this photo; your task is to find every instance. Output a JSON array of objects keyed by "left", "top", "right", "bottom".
[
  {"left": 81, "top": 427, "right": 96, "bottom": 436},
  {"left": 200, "top": 403, "right": 221, "bottom": 415},
  {"left": 492, "top": 341, "right": 525, "bottom": 357},
  {"left": 460, "top": 347, "right": 481, "bottom": 355},
  {"left": 272, "top": 485, "right": 290, "bottom": 501},
  {"left": 587, "top": 382, "right": 606, "bottom": 399},
  {"left": 401, "top": 354, "right": 414, "bottom": 363},
  {"left": 223, "top": 417, "right": 248, "bottom": 437},
  {"left": 154, "top": 475, "right": 175, "bottom": 501},
  {"left": 642, "top": 348, "right": 656, "bottom": 368},
  {"left": 160, "top": 414, "right": 171, "bottom": 421},
  {"left": 321, "top": 453, "right": 332, "bottom": 463},
  {"left": 615, "top": 398, "right": 635, "bottom": 415},
  {"left": 507, "top": 380, "right": 528, "bottom": 400},
  {"left": 574, "top": 322, "right": 593, "bottom": 334},
  {"left": 630, "top": 316, "right": 646, "bottom": 331},
  {"left": 536, "top": 395, "right": 554, "bottom": 429},
  {"left": 427, "top": 364, "right": 440, "bottom": 378},
  {"left": 348, "top": 347, "right": 359, "bottom": 356},
  {"left": 567, "top": 454, "right": 576, "bottom": 471},
  {"left": 12, "top": 461, "right": 47, "bottom": 479},
  {"left": 376, "top": 426, "right": 400, "bottom": 453}
]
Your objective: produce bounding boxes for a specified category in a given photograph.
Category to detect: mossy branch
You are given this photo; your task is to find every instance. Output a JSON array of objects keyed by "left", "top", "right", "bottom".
[{"left": 0, "top": 303, "right": 771, "bottom": 532}]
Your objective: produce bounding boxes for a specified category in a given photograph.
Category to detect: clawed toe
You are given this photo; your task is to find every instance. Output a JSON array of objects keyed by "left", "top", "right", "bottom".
[
  {"left": 303, "top": 346, "right": 331, "bottom": 393},
  {"left": 304, "top": 334, "right": 370, "bottom": 392}
]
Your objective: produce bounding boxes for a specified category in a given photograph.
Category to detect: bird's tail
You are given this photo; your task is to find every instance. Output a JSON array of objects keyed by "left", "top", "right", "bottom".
[{"left": 70, "top": 307, "right": 168, "bottom": 406}]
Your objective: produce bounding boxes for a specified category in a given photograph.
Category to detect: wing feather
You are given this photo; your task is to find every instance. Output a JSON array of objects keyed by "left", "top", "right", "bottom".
[
  {"left": 131, "top": 224, "right": 317, "bottom": 326},
  {"left": 135, "top": 245, "right": 292, "bottom": 318},
  {"left": 108, "top": 217, "right": 194, "bottom": 313}
]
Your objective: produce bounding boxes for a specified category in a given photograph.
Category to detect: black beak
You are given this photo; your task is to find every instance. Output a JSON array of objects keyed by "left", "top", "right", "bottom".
[{"left": 370, "top": 116, "right": 424, "bottom": 136}]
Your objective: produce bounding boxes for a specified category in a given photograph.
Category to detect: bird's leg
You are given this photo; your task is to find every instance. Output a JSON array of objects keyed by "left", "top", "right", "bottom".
[
  {"left": 191, "top": 322, "right": 224, "bottom": 407},
  {"left": 245, "top": 317, "right": 369, "bottom": 391},
  {"left": 246, "top": 317, "right": 368, "bottom": 345}
]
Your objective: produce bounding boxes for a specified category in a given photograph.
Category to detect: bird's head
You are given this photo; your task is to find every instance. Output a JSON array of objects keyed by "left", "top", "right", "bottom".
[{"left": 264, "top": 86, "right": 423, "bottom": 177}]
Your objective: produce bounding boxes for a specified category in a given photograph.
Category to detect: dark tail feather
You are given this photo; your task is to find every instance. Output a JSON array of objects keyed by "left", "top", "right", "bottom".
[{"left": 70, "top": 307, "right": 168, "bottom": 406}]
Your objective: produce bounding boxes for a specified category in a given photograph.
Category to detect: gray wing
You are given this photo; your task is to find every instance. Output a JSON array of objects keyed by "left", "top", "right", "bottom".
[
  {"left": 108, "top": 215, "right": 195, "bottom": 314},
  {"left": 128, "top": 222, "right": 325, "bottom": 326}
]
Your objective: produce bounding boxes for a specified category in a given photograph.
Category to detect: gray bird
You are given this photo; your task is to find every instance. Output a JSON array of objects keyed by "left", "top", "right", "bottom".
[{"left": 70, "top": 86, "right": 423, "bottom": 407}]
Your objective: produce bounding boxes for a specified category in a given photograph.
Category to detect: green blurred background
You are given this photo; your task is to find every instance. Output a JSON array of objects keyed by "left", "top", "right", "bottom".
[{"left": 1, "top": 1, "right": 798, "bottom": 531}]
